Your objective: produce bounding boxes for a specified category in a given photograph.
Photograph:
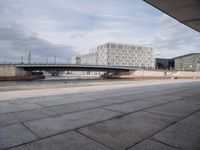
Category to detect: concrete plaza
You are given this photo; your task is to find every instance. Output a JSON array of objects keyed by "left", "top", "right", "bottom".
[{"left": 0, "top": 79, "right": 200, "bottom": 150}]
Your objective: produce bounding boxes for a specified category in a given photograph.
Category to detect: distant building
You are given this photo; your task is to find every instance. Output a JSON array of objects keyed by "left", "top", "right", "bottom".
[
  {"left": 174, "top": 53, "right": 200, "bottom": 71},
  {"left": 72, "top": 56, "right": 81, "bottom": 64},
  {"left": 73, "top": 42, "right": 155, "bottom": 69},
  {"left": 97, "top": 42, "right": 155, "bottom": 68},
  {"left": 155, "top": 58, "right": 174, "bottom": 70},
  {"left": 79, "top": 52, "right": 98, "bottom": 65}
]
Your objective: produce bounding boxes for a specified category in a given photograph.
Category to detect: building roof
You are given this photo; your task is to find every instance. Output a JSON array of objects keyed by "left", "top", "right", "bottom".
[
  {"left": 99, "top": 42, "right": 153, "bottom": 48},
  {"left": 173, "top": 53, "right": 200, "bottom": 59},
  {"left": 156, "top": 58, "right": 172, "bottom": 60},
  {"left": 144, "top": 0, "right": 200, "bottom": 32}
]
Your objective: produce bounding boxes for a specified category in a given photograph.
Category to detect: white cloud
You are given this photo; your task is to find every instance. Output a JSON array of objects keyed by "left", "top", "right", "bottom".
[
  {"left": 148, "top": 15, "right": 200, "bottom": 58},
  {"left": 0, "top": 0, "right": 199, "bottom": 63}
]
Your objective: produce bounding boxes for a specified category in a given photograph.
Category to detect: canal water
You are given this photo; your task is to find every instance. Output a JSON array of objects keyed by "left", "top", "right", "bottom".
[{"left": 0, "top": 76, "right": 106, "bottom": 86}]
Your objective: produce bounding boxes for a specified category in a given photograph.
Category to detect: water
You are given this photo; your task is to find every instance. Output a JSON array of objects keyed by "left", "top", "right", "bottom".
[{"left": 0, "top": 76, "right": 107, "bottom": 86}]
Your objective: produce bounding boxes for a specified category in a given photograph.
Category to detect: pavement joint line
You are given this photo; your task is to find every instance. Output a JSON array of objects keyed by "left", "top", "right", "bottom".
[
  {"left": 143, "top": 110, "right": 180, "bottom": 119},
  {"left": 0, "top": 81, "right": 199, "bottom": 149},
  {"left": 0, "top": 83, "right": 193, "bottom": 108},
  {"left": 166, "top": 98, "right": 200, "bottom": 107},
  {"left": 3, "top": 114, "right": 126, "bottom": 150},
  {"left": 149, "top": 138, "right": 183, "bottom": 150},
  {"left": 102, "top": 107, "right": 125, "bottom": 114},
  {"left": 0, "top": 82, "right": 190, "bottom": 104},
  {"left": 125, "top": 109, "right": 200, "bottom": 150},
  {"left": 3, "top": 129, "right": 73, "bottom": 150},
  {"left": 0, "top": 93, "right": 143, "bottom": 116},
  {"left": 4, "top": 109, "right": 200, "bottom": 150},
  {"left": 0, "top": 97, "right": 120, "bottom": 117},
  {"left": 0, "top": 89, "right": 141, "bottom": 103},
  {"left": 178, "top": 99, "right": 200, "bottom": 105},
  {"left": 32, "top": 91, "right": 150, "bottom": 107},
  {"left": 99, "top": 99, "right": 179, "bottom": 119},
  {"left": 32, "top": 102, "right": 45, "bottom": 107},
  {"left": 0, "top": 98, "right": 141, "bottom": 128},
  {"left": 75, "top": 130, "right": 114, "bottom": 150},
  {"left": 1, "top": 94, "right": 168, "bottom": 127},
  {"left": 2, "top": 96, "right": 176, "bottom": 128},
  {"left": 0, "top": 89, "right": 193, "bottom": 129},
  {"left": 21, "top": 122, "right": 40, "bottom": 139},
  {"left": 0, "top": 105, "right": 118, "bottom": 128}
]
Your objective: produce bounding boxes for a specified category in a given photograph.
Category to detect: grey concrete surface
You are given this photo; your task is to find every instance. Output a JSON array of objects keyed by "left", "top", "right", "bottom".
[
  {"left": 0, "top": 80, "right": 199, "bottom": 150},
  {"left": 104, "top": 99, "right": 163, "bottom": 114},
  {"left": 0, "top": 101, "right": 41, "bottom": 115},
  {"left": 179, "top": 94, "right": 200, "bottom": 105},
  {"left": 0, "top": 124, "right": 37, "bottom": 149},
  {"left": 24, "top": 108, "right": 120, "bottom": 138},
  {"left": 9, "top": 131, "right": 111, "bottom": 150},
  {"left": 153, "top": 111, "right": 200, "bottom": 150},
  {"left": 78, "top": 111, "right": 176, "bottom": 150},
  {"left": 146, "top": 101, "right": 200, "bottom": 118},
  {"left": 0, "top": 101, "right": 109, "bottom": 127},
  {"left": 128, "top": 139, "right": 179, "bottom": 150}
]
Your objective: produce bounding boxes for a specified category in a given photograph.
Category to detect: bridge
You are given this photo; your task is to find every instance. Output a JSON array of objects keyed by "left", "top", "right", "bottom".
[
  {"left": 13, "top": 64, "right": 135, "bottom": 72},
  {"left": 0, "top": 63, "right": 137, "bottom": 79},
  {"left": 0, "top": 64, "right": 139, "bottom": 78}
]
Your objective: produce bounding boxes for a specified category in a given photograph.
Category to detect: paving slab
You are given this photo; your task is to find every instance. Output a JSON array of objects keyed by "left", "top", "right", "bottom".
[
  {"left": 24, "top": 108, "right": 120, "bottom": 138},
  {"left": 79, "top": 111, "right": 176, "bottom": 150},
  {"left": 0, "top": 107, "right": 53, "bottom": 128},
  {"left": 0, "top": 100, "right": 109, "bottom": 127},
  {"left": 140, "top": 95, "right": 182, "bottom": 103},
  {"left": 9, "top": 131, "right": 110, "bottom": 150},
  {"left": 0, "top": 124, "right": 37, "bottom": 149},
  {"left": 95, "top": 94, "right": 141, "bottom": 104},
  {"left": 146, "top": 101, "right": 200, "bottom": 118},
  {"left": 104, "top": 99, "right": 164, "bottom": 114},
  {"left": 28, "top": 90, "right": 140, "bottom": 106},
  {"left": 153, "top": 111, "right": 200, "bottom": 150},
  {"left": 179, "top": 94, "right": 200, "bottom": 105},
  {"left": 128, "top": 139, "right": 179, "bottom": 150},
  {"left": 45, "top": 101, "right": 108, "bottom": 115},
  {"left": 0, "top": 101, "right": 41, "bottom": 115},
  {"left": 35, "top": 95, "right": 94, "bottom": 107}
]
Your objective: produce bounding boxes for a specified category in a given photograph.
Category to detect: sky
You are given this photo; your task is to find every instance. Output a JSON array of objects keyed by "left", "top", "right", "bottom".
[{"left": 0, "top": 0, "right": 199, "bottom": 63}]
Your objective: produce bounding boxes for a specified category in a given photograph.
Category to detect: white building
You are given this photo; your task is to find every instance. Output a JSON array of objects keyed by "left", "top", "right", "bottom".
[
  {"left": 72, "top": 56, "right": 81, "bottom": 64},
  {"left": 78, "top": 52, "right": 98, "bottom": 65},
  {"left": 72, "top": 53, "right": 97, "bottom": 65},
  {"left": 73, "top": 42, "right": 155, "bottom": 68},
  {"left": 97, "top": 42, "right": 154, "bottom": 68}
]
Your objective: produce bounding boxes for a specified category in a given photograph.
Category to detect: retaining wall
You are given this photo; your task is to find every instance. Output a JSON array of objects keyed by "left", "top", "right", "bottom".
[
  {"left": 0, "top": 66, "right": 29, "bottom": 77},
  {"left": 107, "top": 70, "right": 200, "bottom": 78}
]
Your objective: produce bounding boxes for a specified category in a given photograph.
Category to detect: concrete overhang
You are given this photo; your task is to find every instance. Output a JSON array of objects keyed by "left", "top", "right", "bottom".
[{"left": 144, "top": 0, "right": 200, "bottom": 32}]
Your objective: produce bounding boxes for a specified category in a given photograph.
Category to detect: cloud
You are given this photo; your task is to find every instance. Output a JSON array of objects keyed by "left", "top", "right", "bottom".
[
  {"left": 0, "top": 0, "right": 199, "bottom": 62},
  {"left": 0, "top": 24, "right": 76, "bottom": 63},
  {"left": 148, "top": 15, "right": 200, "bottom": 58}
]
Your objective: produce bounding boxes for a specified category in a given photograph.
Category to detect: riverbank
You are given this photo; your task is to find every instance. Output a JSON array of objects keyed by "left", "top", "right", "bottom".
[
  {"left": 0, "top": 78, "right": 199, "bottom": 101},
  {"left": 0, "top": 78, "right": 166, "bottom": 92}
]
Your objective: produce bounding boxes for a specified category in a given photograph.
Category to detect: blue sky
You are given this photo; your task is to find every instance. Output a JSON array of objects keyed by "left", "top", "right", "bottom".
[{"left": 0, "top": 0, "right": 199, "bottom": 63}]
